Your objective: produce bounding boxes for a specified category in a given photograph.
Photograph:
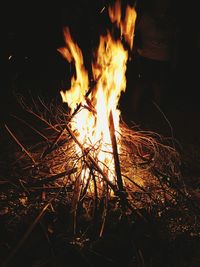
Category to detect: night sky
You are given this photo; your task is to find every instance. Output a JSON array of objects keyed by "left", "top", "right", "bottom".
[{"left": 1, "top": 0, "right": 200, "bottom": 141}]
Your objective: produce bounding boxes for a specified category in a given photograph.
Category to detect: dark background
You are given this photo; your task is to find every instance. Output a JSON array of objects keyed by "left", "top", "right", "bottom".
[{"left": 1, "top": 0, "right": 200, "bottom": 144}]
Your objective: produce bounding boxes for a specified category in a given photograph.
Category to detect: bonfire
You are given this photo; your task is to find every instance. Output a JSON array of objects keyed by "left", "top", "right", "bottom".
[{"left": 2, "top": 1, "right": 197, "bottom": 266}]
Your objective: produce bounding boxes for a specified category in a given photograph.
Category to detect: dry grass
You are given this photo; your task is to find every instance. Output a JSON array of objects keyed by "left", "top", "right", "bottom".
[{"left": 1, "top": 96, "right": 200, "bottom": 267}]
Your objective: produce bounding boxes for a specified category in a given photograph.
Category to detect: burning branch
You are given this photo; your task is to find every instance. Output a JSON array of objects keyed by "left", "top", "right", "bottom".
[
  {"left": 109, "top": 110, "right": 124, "bottom": 192},
  {"left": 65, "top": 123, "right": 117, "bottom": 194}
]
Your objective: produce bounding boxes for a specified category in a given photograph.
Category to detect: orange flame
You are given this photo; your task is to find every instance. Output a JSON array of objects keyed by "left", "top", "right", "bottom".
[
  {"left": 59, "top": 1, "right": 137, "bottom": 193},
  {"left": 108, "top": 0, "right": 137, "bottom": 49},
  {"left": 59, "top": 28, "right": 89, "bottom": 112}
]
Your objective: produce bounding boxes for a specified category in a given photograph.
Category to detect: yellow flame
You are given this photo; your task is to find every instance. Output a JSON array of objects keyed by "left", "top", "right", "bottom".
[
  {"left": 122, "top": 5, "right": 137, "bottom": 49},
  {"left": 92, "top": 32, "right": 128, "bottom": 131},
  {"left": 108, "top": 0, "right": 121, "bottom": 28},
  {"left": 59, "top": 28, "right": 89, "bottom": 112},
  {"left": 59, "top": 1, "right": 136, "bottom": 193},
  {"left": 108, "top": 0, "right": 137, "bottom": 49}
]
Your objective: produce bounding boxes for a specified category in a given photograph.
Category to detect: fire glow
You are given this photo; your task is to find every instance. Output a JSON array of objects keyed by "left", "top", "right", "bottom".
[{"left": 59, "top": 1, "right": 137, "bottom": 195}]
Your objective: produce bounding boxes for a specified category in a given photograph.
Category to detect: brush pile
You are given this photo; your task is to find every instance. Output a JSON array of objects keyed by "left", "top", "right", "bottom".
[{"left": 1, "top": 98, "right": 200, "bottom": 267}]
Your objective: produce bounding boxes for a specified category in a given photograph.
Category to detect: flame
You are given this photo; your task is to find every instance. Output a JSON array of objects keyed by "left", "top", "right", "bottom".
[
  {"left": 108, "top": 0, "right": 137, "bottom": 49},
  {"left": 59, "top": 28, "right": 89, "bottom": 112},
  {"left": 59, "top": 1, "right": 137, "bottom": 194},
  {"left": 92, "top": 32, "right": 128, "bottom": 131}
]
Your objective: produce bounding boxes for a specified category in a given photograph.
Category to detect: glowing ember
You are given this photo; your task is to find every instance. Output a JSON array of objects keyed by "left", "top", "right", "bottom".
[{"left": 59, "top": 1, "right": 137, "bottom": 195}]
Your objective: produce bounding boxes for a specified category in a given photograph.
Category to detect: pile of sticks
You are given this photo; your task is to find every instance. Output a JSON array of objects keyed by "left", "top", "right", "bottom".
[
  {"left": 3, "top": 96, "right": 182, "bottom": 217},
  {"left": 3, "top": 96, "right": 197, "bottom": 266}
]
